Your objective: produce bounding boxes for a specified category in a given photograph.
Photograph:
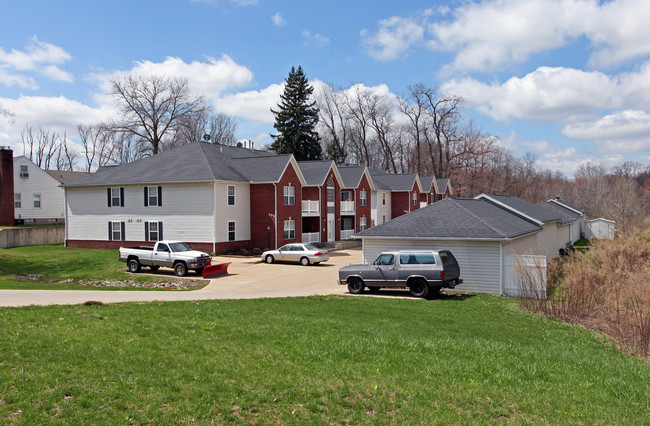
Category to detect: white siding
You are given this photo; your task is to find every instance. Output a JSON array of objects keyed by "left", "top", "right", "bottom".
[
  {"left": 362, "top": 238, "right": 502, "bottom": 295},
  {"left": 571, "top": 220, "right": 581, "bottom": 242},
  {"left": 371, "top": 191, "right": 391, "bottom": 226},
  {"left": 66, "top": 183, "right": 218, "bottom": 241},
  {"left": 13, "top": 157, "right": 64, "bottom": 221},
  {"left": 506, "top": 223, "right": 568, "bottom": 259},
  {"left": 213, "top": 182, "right": 251, "bottom": 242}
]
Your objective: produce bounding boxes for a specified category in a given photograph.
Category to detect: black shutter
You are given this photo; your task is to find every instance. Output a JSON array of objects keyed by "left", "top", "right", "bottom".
[
  {"left": 120, "top": 187, "right": 125, "bottom": 207},
  {"left": 158, "top": 186, "right": 162, "bottom": 206},
  {"left": 144, "top": 222, "right": 149, "bottom": 241},
  {"left": 107, "top": 188, "right": 111, "bottom": 207},
  {"left": 158, "top": 222, "right": 163, "bottom": 240},
  {"left": 144, "top": 187, "right": 148, "bottom": 207},
  {"left": 121, "top": 222, "right": 126, "bottom": 241},
  {"left": 108, "top": 222, "right": 112, "bottom": 240}
]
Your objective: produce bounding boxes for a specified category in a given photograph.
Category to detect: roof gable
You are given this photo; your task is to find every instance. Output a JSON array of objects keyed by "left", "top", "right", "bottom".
[{"left": 297, "top": 161, "right": 343, "bottom": 187}]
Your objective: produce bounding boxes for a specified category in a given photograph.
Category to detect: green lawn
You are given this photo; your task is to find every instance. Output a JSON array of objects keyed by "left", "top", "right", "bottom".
[
  {"left": 0, "top": 245, "right": 204, "bottom": 290},
  {"left": 0, "top": 295, "right": 647, "bottom": 423}
]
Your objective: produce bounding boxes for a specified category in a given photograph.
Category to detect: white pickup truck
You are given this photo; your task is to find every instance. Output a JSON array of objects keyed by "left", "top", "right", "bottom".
[{"left": 118, "top": 241, "right": 212, "bottom": 277}]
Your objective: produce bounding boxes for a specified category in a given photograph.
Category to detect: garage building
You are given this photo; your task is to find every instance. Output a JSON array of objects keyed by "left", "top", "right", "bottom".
[{"left": 355, "top": 196, "right": 571, "bottom": 297}]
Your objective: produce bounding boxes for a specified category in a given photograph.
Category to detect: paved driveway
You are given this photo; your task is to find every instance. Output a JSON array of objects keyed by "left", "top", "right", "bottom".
[{"left": 0, "top": 248, "right": 362, "bottom": 307}]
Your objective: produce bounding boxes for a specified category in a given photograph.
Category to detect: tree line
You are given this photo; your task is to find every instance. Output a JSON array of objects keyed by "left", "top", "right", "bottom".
[{"left": 17, "top": 67, "right": 649, "bottom": 229}]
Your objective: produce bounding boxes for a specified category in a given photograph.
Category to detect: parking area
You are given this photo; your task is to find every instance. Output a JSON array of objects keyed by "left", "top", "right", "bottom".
[{"left": 0, "top": 248, "right": 362, "bottom": 307}]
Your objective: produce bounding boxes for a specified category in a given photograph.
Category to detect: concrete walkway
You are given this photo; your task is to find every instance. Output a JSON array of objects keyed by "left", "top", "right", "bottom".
[{"left": 0, "top": 248, "right": 361, "bottom": 307}]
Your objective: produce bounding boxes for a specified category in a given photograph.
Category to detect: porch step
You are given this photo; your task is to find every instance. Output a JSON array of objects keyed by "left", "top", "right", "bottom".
[{"left": 321, "top": 240, "right": 362, "bottom": 250}]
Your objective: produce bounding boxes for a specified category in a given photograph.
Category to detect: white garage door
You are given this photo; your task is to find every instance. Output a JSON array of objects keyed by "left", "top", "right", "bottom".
[{"left": 362, "top": 239, "right": 502, "bottom": 295}]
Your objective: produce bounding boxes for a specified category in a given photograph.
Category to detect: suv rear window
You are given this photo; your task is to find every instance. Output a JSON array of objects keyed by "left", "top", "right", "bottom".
[
  {"left": 399, "top": 252, "right": 436, "bottom": 265},
  {"left": 439, "top": 251, "right": 457, "bottom": 266}
]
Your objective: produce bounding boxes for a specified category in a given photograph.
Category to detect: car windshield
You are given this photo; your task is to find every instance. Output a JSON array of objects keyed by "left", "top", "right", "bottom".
[
  {"left": 169, "top": 242, "right": 192, "bottom": 252},
  {"left": 304, "top": 244, "right": 318, "bottom": 251}
]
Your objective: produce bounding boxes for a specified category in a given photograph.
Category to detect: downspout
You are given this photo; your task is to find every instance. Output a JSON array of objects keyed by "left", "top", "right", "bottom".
[
  {"left": 64, "top": 188, "right": 68, "bottom": 247},
  {"left": 318, "top": 184, "right": 322, "bottom": 243},
  {"left": 273, "top": 182, "right": 278, "bottom": 249},
  {"left": 212, "top": 182, "right": 217, "bottom": 254},
  {"left": 354, "top": 188, "right": 357, "bottom": 233},
  {"left": 499, "top": 242, "right": 504, "bottom": 296}
]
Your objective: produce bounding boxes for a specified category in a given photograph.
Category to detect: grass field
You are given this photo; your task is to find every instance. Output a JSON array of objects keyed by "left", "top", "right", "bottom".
[
  {"left": 1, "top": 295, "right": 648, "bottom": 423},
  {"left": 0, "top": 245, "right": 205, "bottom": 291}
]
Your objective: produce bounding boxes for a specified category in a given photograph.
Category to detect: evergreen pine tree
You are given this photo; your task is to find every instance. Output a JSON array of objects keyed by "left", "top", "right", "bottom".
[{"left": 270, "top": 66, "right": 322, "bottom": 160}]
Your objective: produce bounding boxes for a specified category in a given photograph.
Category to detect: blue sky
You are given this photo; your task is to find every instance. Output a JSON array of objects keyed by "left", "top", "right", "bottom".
[{"left": 2, "top": 0, "right": 650, "bottom": 175}]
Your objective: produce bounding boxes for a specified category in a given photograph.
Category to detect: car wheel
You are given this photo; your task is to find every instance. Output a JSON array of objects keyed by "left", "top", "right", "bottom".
[
  {"left": 347, "top": 278, "right": 364, "bottom": 294},
  {"left": 300, "top": 257, "right": 310, "bottom": 266},
  {"left": 149, "top": 265, "right": 160, "bottom": 272},
  {"left": 265, "top": 255, "right": 274, "bottom": 264},
  {"left": 368, "top": 286, "right": 381, "bottom": 293},
  {"left": 409, "top": 279, "right": 430, "bottom": 298},
  {"left": 128, "top": 259, "right": 141, "bottom": 273},
  {"left": 174, "top": 262, "right": 188, "bottom": 277}
]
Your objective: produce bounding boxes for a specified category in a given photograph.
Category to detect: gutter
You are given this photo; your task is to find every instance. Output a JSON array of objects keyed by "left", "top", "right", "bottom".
[
  {"left": 273, "top": 182, "right": 278, "bottom": 249},
  {"left": 212, "top": 182, "right": 216, "bottom": 254},
  {"left": 354, "top": 235, "right": 512, "bottom": 242}
]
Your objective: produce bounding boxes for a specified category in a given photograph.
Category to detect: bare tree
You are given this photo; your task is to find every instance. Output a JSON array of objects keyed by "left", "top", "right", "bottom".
[
  {"left": 77, "top": 124, "right": 118, "bottom": 172},
  {"left": 399, "top": 83, "right": 428, "bottom": 173},
  {"left": 108, "top": 75, "right": 207, "bottom": 155},
  {"left": 55, "top": 132, "right": 77, "bottom": 171},
  {"left": 22, "top": 126, "right": 61, "bottom": 169},
  {"left": 170, "top": 110, "right": 238, "bottom": 148},
  {"left": 315, "top": 83, "right": 348, "bottom": 163}
]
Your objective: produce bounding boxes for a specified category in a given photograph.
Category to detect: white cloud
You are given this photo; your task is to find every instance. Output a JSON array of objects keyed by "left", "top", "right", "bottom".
[
  {"left": 0, "top": 37, "right": 73, "bottom": 85},
  {"left": 363, "top": 0, "right": 650, "bottom": 71},
  {"left": 562, "top": 110, "right": 650, "bottom": 153},
  {"left": 96, "top": 55, "right": 254, "bottom": 101},
  {"left": 271, "top": 12, "right": 286, "bottom": 26},
  {"left": 302, "top": 31, "right": 330, "bottom": 47},
  {"left": 214, "top": 83, "right": 284, "bottom": 123},
  {"left": 361, "top": 15, "right": 426, "bottom": 61}
]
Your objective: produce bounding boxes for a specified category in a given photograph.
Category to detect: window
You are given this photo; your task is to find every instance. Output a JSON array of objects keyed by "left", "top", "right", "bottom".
[
  {"left": 227, "top": 185, "right": 235, "bottom": 206},
  {"left": 108, "top": 221, "right": 125, "bottom": 241},
  {"left": 436, "top": 194, "right": 442, "bottom": 201},
  {"left": 156, "top": 243, "right": 169, "bottom": 252},
  {"left": 33, "top": 194, "right": 41, "bottom": 208},
  {"left": 108, "top": 187, "right": 124, "bottom": 207},
  {"left": 382, "top": 193, "right": 386, "bottom": 205},
  {"left": 341, "top": 217, "right": 354, "bottom": 231},
  {"left": 19, "top": 165, "right": 28, "bottom": 178},
  {"left": 412, "top": 192, "right": 417, "bottom": 206},
  {"left": 284, "top": 186, "right": 295, "bottom": 205},
  {"left": 14, "top": 193, "right": 21, "bottom": 209},
  {"left": 228, "top": 221, "right": 236, "bottom": 241},
  {"left": 360, "top": 217, "right": 367, "bottom": 231},
  {"left": 327, "top": 179, "right": 335, "bottom": 203},
  {"left": 382, "top": 214, "right": 386, "bottom": 224},
  {"left": 373, "top": 254, "right": 394, "bottom": 266},
  {"left": 144, "top": 221, "right": 163, "bottom": 241},
  {"left": 284, "top": 220, "right": 295, "bottom": 240},
  {"left": 341, "top": 191, "right": 352, "bottom": 202},
  {"left": 144, "top": 186, "right": 161, "bottom": 207},
  {"left": 399, "top": 252, "right": 436, "bottom": 265},
  {"left": 360, "top": 191, "right": 367, "bottom": 206}
]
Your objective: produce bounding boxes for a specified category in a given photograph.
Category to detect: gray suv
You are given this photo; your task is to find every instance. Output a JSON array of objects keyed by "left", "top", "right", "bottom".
[{"left": 338, "top": 250, "right": 462, "bottom": 298}]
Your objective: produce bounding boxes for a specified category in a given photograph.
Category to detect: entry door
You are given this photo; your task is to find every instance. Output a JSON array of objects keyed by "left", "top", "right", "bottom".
[{"left": 327, "top": 214, "right": 335, "bottom": 242}]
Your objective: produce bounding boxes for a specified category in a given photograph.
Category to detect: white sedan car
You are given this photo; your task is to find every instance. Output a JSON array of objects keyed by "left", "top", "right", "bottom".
[{"left": 261, "top": 243, "right": 329, "bottom": 266}]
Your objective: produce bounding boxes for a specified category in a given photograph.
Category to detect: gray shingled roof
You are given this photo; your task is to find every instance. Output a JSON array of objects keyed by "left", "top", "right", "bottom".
[
  {"left": 356, "top": 198, "right": 541, "bottom": 240},
  {"left": 478, "top": 194, "right": 562, "bottom": 224},
  {"left": 370, "top": 171, "right": 417, "bottom": 191},
  {"left": 547, "top": 198, "right": 583, "bottom": 214},
  {"left": 46, "top": 170, "right": 90, "bottom": 184},
  {"left": 419, "top": 175, "right": 434, "bottom": 192},
  {"left": 337, "top": 165, "right": 366, "bottom": 188},
  {"left": 63, "top": 143, "right": 290, "bottom": 187},
  {"left": 297, "top": 161, "right": 333, "bottom": 186},
  {"left": 540, "top": 201, "right": 581, "bottom": 224},
  {"left": 435, "top": 178, "right": 449, "bottom": 193}
]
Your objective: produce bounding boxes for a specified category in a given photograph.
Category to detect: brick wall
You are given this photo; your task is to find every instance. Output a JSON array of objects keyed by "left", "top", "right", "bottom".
[
  {"left": 320, "top": 169, "right": 340, "bottom": 241},
  {"left": 0, "top": 148, "right": 14, "bottom": 226},
  {"left": 391, "top": 192, "right": 409, "bottom": 219},
  {"left": 356, "top": 173, "right": 372, "bottom": 230}
]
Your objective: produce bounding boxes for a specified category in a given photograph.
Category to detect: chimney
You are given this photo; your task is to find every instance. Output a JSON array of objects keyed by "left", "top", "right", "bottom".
[{"left": 0, "top": 147, "right": 15, "bottom": 226}]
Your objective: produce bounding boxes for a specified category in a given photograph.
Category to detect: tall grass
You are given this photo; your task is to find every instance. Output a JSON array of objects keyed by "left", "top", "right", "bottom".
[{"left": 520, "top": 230, "right": 650, "bottom": 359}]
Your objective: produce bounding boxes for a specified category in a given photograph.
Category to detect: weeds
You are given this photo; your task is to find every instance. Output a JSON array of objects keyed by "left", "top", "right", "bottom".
[{"left": 519, "top": 230, "right": 650, "bottom": 359}]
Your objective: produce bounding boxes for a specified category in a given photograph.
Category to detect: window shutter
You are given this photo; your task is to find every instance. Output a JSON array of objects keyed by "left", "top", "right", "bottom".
[
  {"left": 121, "top": 222, "right": 126, "bottom": 241},
  {"left": 120, "top": 187, "right": 125, "bottom": 207},
  {"left": 158, "top": 186, "right": 162, "bottom": 206},
  {"left": 144, "top": 222, "right": 149, "bottom": 241},
  {"left": 107, "top": 188, "right": 111, "bottom": 207},
  {"left": 108, "top": 222, "right": 112, "bottom": 240},
  {"left": 158, "top": 222, "right": 163, "bottom": 240},
  {"left": 144, "top": 187, "right": 148, "bottom": 207}
]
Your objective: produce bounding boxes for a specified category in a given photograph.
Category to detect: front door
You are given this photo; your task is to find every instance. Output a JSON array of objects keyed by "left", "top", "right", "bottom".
[
  {"left": 366, "top": 253, "right": 396, "bottom": 285},
  {"left": 327, "top": 178, "right": 335, "bottom": 242},
  {"left": 327, "top": 215, "right": 335, "bottom": 242}
]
